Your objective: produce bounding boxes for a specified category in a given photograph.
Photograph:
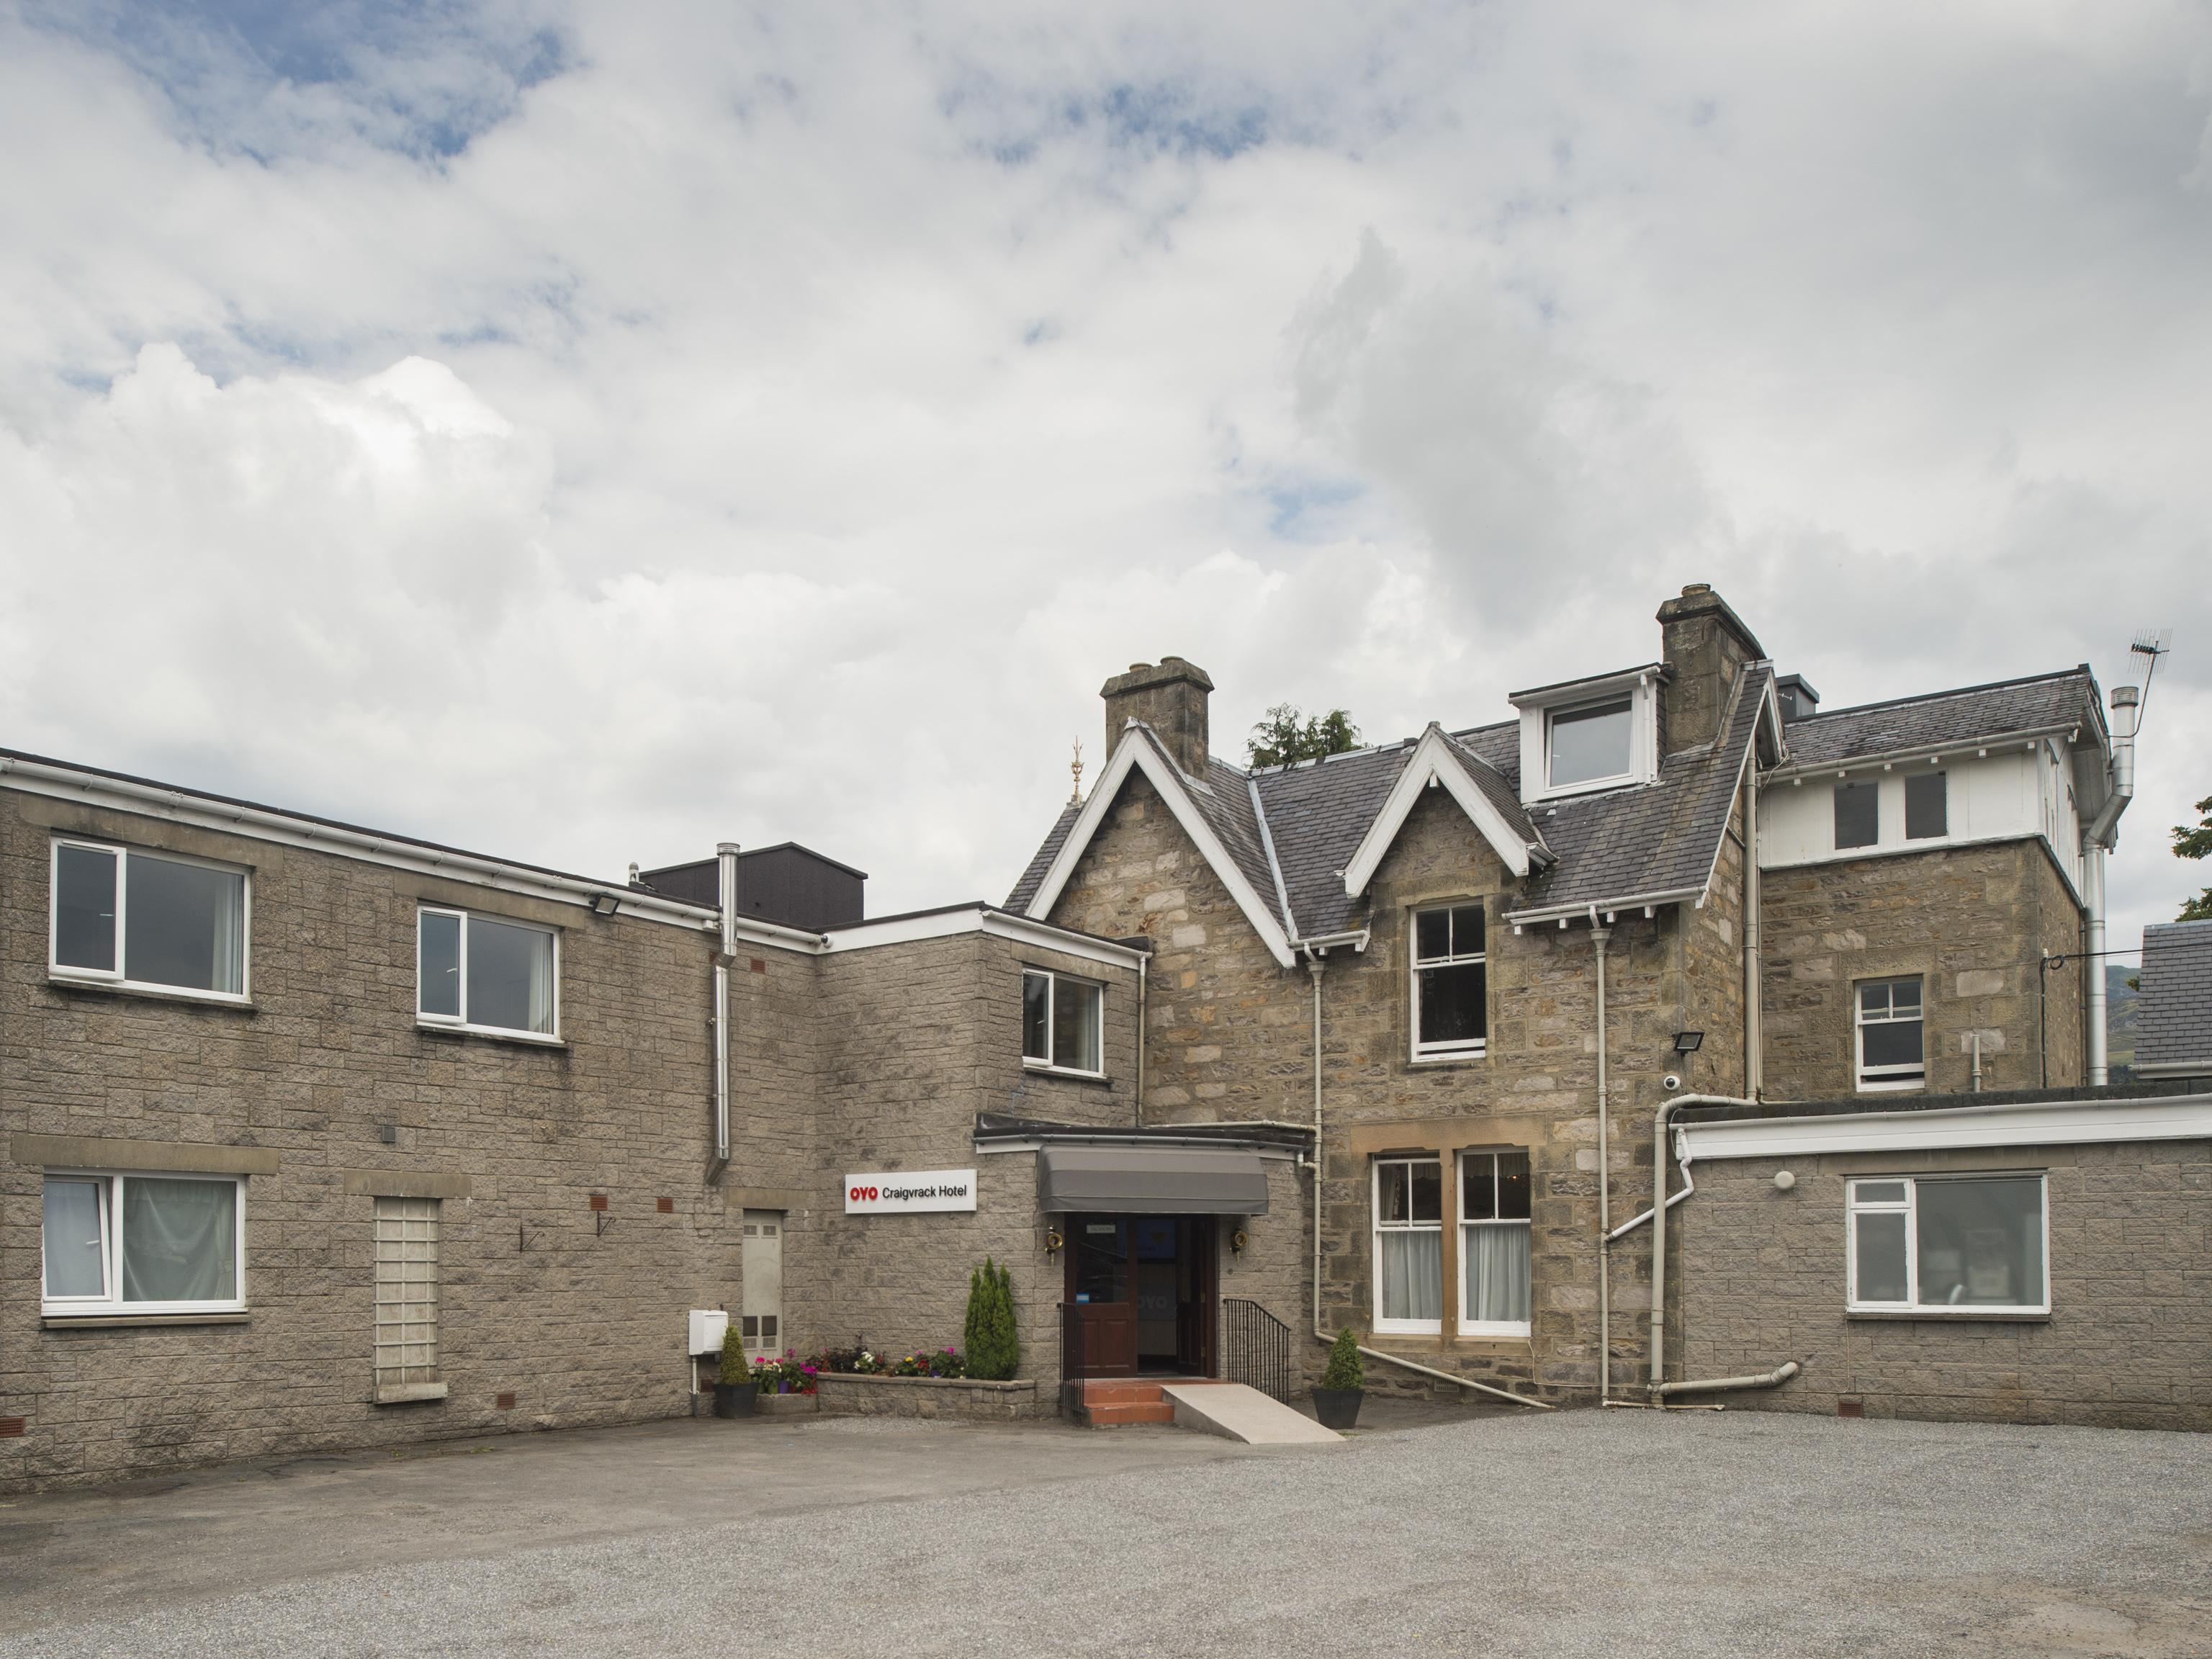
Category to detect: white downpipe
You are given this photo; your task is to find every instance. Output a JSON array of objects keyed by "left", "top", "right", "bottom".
[
  {"left": 1135, "top": 948, "right": 1148, "bottom": 1127},
  {"left": 1744, "top": 770, "right": 1763, "bottom": 1100},
  {"left": 1357, "top": 1344, "right": 1555, "bottom": 1409},
  {"left": 1591, "top": 922, "right": 1612, "bottom": 1406},
  {"left": 1649, "top": 1092, "right": 1800, "bottom": 1401},
  {"left": 2085, "top": 846, "right": 2109, "bottom": 1086},
  {"left": 713, "top": 842, "right": 739, "bottom": 1168}
]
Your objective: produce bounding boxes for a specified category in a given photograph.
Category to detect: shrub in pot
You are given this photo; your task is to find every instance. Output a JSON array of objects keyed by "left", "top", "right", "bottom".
[
  {"left": 1313, "top": 1328, "right": 1364, "bottom": 1429},
  {"left": 713, "top": 1323, "right": 757, "bottom": 1419},
  {"left": 964, "top": 1258, "right": 1020, "bottom": 1381}
]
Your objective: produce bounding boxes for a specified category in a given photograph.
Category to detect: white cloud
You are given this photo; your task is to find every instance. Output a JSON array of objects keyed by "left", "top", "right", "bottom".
[{"left": 1, "top": 0, "right": 2208, "bottom": 954}]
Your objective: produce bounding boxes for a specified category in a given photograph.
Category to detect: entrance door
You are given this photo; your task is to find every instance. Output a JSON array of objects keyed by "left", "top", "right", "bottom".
[
  {"left": 740, "top": 1210, "right": 783, "bottom": 1359},
  {"left": 1063, "top": 1214, "right": 1215, "bottom": 1380},
  {"left": 1065, "top": 1215, "right": 1137, "bottom": 1377}
]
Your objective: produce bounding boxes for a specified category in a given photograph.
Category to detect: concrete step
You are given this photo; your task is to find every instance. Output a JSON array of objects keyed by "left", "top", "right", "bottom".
[{"left": 1160, "top": 1382, "right": 1343, "bottom": 1445}]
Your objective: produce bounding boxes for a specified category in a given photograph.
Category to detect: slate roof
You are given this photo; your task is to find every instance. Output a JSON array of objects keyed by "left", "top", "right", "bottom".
[
  {"left": 1777, "top": 668, "right": 2100, "bottom": 770},
  {"left": 1009, "top": 663, "right": 1776, "bottom": 936},
  {"left": 2137, "top": 920, "right": 2212, "bottom": 1071}
]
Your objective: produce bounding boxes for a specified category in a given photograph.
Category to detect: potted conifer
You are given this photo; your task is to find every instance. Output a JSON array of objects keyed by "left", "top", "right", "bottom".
[
  {"left": 963, "top": 1258, "right": 1020, "bottom": 1380},
  {"left": 714, "top": 1323, "right": 757, "bottom": 1418},
  {"left": 1313, "top": 1328, "right": 1365, "bottom": 1430}
]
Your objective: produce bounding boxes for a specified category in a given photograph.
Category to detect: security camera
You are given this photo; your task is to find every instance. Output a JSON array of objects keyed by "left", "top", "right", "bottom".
[{"left": 1662, "top": 1073, "right": 1683, "bottom": 1092}]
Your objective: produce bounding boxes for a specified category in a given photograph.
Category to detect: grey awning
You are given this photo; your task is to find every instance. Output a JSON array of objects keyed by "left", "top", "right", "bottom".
[{"left": 1035, "top": 1145, "right": 1269, "bottom": 1215}]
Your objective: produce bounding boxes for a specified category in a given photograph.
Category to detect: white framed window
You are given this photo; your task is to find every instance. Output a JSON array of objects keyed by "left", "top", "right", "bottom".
[
  {"left": 1411, "top": 904, "right": 1487, "bottom": 1061},
  {"left": 1372, "top": 1158, "right": 1443, "bottom": 1334},
  {"left": 1545, "top": 697, "right": 1635, "bottom": 792},
  {"left": 1459, "top": 1151, "right": 1532, "bottom": 1336},
  {"left": 50, "top": 839, "right": 248, "bottom": 1002},
  {"left": 1847, "top": 1175, "right": 2048, "bottom": 1314},
  {"left": 40, "top": 1172, "right": 246, "bottom": 1316},
  {"left": 1021, "top": 968, "right": 1103, "bottom": 1075},
  {"left": 374, "top": 1197, "right": 441, "bottom": 1397},
  {"left": 417, "top": 907, "right": 559, "bottom": 1040},
  {"left": 1856, "top": 977, "right": 1925, "bottom": 1091}
]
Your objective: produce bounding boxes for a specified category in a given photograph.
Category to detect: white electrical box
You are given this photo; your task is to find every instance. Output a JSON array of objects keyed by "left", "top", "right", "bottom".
[{"left": 688, "top": 1308, "right": 728, "bottom": 1356}]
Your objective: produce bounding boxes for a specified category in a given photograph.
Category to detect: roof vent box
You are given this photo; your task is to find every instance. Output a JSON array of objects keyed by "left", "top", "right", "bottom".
[{"left": 1774, "top": 674, "right": 1821, "bottom": 723}]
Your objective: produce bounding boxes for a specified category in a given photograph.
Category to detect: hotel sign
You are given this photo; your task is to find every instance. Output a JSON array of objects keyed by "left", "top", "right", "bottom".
[{"left": 844, "top": 1169, "right": 977, "bottom": 1215}]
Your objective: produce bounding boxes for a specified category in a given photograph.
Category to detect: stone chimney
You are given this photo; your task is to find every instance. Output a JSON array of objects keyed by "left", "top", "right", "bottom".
[
  {"left": 1657, "top": 583, "right": 1765, "bottom": 754},
  {"left": 1102, "top": 657, "right": 1213, "bottom": 777}
]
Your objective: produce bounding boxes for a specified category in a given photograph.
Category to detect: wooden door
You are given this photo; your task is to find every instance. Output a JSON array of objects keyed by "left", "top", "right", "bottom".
[{"left": 1063, "top": 1215, "right": 1137, "bottom": 1377}]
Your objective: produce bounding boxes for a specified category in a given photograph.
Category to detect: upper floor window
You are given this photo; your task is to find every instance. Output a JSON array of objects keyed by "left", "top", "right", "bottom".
[
  {"left": 1373, "top": 1157, "right": 1443, "bottom": 1333},
  {"left": 1411, "top": 904, "right": 1486, "bottom": 1060},
  {"left": 1856, "top": 977, "right": 1924, "bottom": 1091},
  {"left": 1022, "top": 968, "right": 1102, "bottom": 1075},
  {"left": 1905, "top": 771, "right": 1948, "bottom": 840},
  {"left": 1460, "top": 1150, "right": 1532, "bottom": 1336},
  {"left": 1546, "top": 698, "right": 1633, "bottom": 791},
  {"left": 1834, "top": 781, "right": 1879, "bottom": 850},
  {"left": 1847, "top": 1175, "right": 2046, "bottom": 1313},
  {"left": 50, "top": 839, "right": 247, "bottom": 1000},
  {"left": 42, "top": 1172, "right": 245, "bottom": 1316},
  {"left": 417, "top": 907, "right": 557, "bottom": 1039}
]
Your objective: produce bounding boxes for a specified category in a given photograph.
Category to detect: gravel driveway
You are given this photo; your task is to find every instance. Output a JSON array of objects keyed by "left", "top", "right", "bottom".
[{"left": 3, "top": 1407, "right": 2208, "bottom": 1658}]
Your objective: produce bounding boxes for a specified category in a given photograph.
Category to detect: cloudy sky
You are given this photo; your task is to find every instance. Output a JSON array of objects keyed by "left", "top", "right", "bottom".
[{"left": 3, "top": 1, "right": 2208, "bottom": 953}]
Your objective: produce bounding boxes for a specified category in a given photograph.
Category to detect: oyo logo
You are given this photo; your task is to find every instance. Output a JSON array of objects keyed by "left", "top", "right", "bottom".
[{"left": 850, "top": 1184, "right": 880, "bottom": 1202}]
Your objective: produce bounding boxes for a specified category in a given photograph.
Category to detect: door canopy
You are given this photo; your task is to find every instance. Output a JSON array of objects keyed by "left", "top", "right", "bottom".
[{"left": 1036, "top": 1146, "right": 1269, "bottom": 1215}]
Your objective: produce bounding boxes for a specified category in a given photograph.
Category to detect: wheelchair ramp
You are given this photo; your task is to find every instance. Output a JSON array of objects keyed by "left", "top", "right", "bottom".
[{"left": 1160, "top": 1382, "right": 1342, "bottom": 1444}]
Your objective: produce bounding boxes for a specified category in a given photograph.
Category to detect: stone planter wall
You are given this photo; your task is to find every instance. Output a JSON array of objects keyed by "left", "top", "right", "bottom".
[
  {"left": 814, "top": 1374, "right": 1041, "bottom": 1421},
  {"left": 755, "top": 1390, "right": 819, "bottom": 1417}
]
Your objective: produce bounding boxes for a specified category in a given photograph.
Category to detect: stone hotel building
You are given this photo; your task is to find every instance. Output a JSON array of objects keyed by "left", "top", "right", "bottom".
[{"left": 3, "top": 582, "right": 2206, "bottom": 1491}]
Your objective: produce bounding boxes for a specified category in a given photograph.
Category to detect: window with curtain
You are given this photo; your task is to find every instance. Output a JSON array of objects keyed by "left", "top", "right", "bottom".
[
  {"left": 40, "top": 1173, "right": 243, "bottom": 1314},
  {"left": 50, "top": 840, "right": 247, "bottom": 999},
  {"left": 1373, "top": 1158, "right": 1442, "bottom": 1332},
  {"left": 1020, "top": 968, "right": 1102, "bottom": 1074},
  {"left": 1847, "top": 1175, "right": 2046, "bottom": 1312},
  {"left": 417, "top": 907, "right": 558, "bottom": 1038},
  {"left": 1460, "top": 1150, "right": 1532, "bottom": 1335}
]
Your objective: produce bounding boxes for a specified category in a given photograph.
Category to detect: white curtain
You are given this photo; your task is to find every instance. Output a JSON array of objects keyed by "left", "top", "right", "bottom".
[
  {"left": 121, "top": 1178, "right": 237, "bottom": 1303},
  {"left": 1464, "top": 1223, "right": 1531, "bottom": 1324},
  {"left": 526, "top": 931, "right": 554, "bottom": 1033},
  {"left": 1380, "top": 1229, "right": 1441, "bottom": 1322},
  {"left": 210, "top": 873, "right": 243, "bottom": 994}
]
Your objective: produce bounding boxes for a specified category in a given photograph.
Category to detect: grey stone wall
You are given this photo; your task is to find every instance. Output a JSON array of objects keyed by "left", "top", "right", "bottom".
[
  {"left": 1759, "top": 838, "right": 2087, "bottom": 1102},
  {"left": 1673, "top": 1141, "right": 2212, "bottom": 1429},
  {"left": 0, "top": 789, "right": 750, "bottom": 1493}
]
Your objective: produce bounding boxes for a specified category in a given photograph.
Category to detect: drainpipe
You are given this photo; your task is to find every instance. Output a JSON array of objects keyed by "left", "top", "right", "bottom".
[
  {"left": 711, "top": 841, "right": 739, "bottom": 1174},
  {"left": 1744, "top": 768, "right": 1763, "bottom": 1100},
  {"left": 2085, "top": 683, "right": 2139, "bottom": 1086},
  {"left": 1591, "top": 918, "right": 1612, "bottom": 1406},
  {"left": 1135, "top": 948, "right": 1148, "bottom": 1128},
  {"left": 1647, "top": 1092, "right": 1800, "bottom": 1401}
]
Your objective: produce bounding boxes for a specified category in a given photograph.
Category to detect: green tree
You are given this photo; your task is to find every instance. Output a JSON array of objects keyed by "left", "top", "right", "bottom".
[
  {"left": 965, "top": 1258, "right": 1020, "bottom": 1380},
  {"left": 2176, "top": 794, "right": 2212, "bottom": 921},
  {"left": 1246, "top": 703, "right": 1362, "bottom": 768}
]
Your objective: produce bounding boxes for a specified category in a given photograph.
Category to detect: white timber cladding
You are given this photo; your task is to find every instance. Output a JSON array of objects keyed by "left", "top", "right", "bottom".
[
  {"left": 1022, "top": 727, "right": 1298, "bottom": 967},
  {"left": 1757, "top": 739, "right": 2090, "bottom": 896},
  {"left": 1342, "top": 725, "right": 1535, "bottom": 899},
  {"left": 1674, "top": 1094, "right": 2212, "bottom": 1163},
  {"left": 372, "top": 1197, "right": 439, "bottom": 1388}
]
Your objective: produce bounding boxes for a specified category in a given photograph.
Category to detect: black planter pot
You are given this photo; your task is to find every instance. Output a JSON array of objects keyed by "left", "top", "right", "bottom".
[
  {"left": 1312, "top": 1386, "right": 1363, "bottom": 1430},
  {"left": 713, "top": 1381, "right": 758, "bottom": 1419}
]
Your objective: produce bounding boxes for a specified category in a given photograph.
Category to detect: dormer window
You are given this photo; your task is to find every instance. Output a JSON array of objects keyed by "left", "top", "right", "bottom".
[
  {"left": 1546, "top": 698, "right": 1633, "bottom": 791},
  {"left": 1511, "top": 667, "right": 1660, "bottom": 803}
]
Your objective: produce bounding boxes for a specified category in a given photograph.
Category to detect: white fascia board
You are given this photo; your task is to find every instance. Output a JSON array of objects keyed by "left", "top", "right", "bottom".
[
  {"left": 1022, "top": 730, "right": 1298, "bottom": 969},
  {"left": 821, "top": 905, "right": 1144, "bottom": 971},
  {"left": 1343, "top": 725, "right": 1532, "bottom": 899},
  {"left": 1677, "top": 1094, "right": 2212, "bottom": 1163},
  {"left": 1765, "top": 725, "right": 2077, "bottom": 785},
  {"left": 1503, "top": 886, "right": 1703, "bottom": 927},
  {"left": 1, "top": 758, "right": 717, "bottom": 935},
  {"left": 1506, "top": 663, "right": 1665, "bottom": 707}
]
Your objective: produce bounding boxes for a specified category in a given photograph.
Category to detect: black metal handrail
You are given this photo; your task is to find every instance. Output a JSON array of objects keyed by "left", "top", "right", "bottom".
[
  {"left": 1220, "top": 1297, "right": 1294, "bottom": 1401},
  {"left": 1058, "top": 1300, "right": 1087, "bottom": 1386}
]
